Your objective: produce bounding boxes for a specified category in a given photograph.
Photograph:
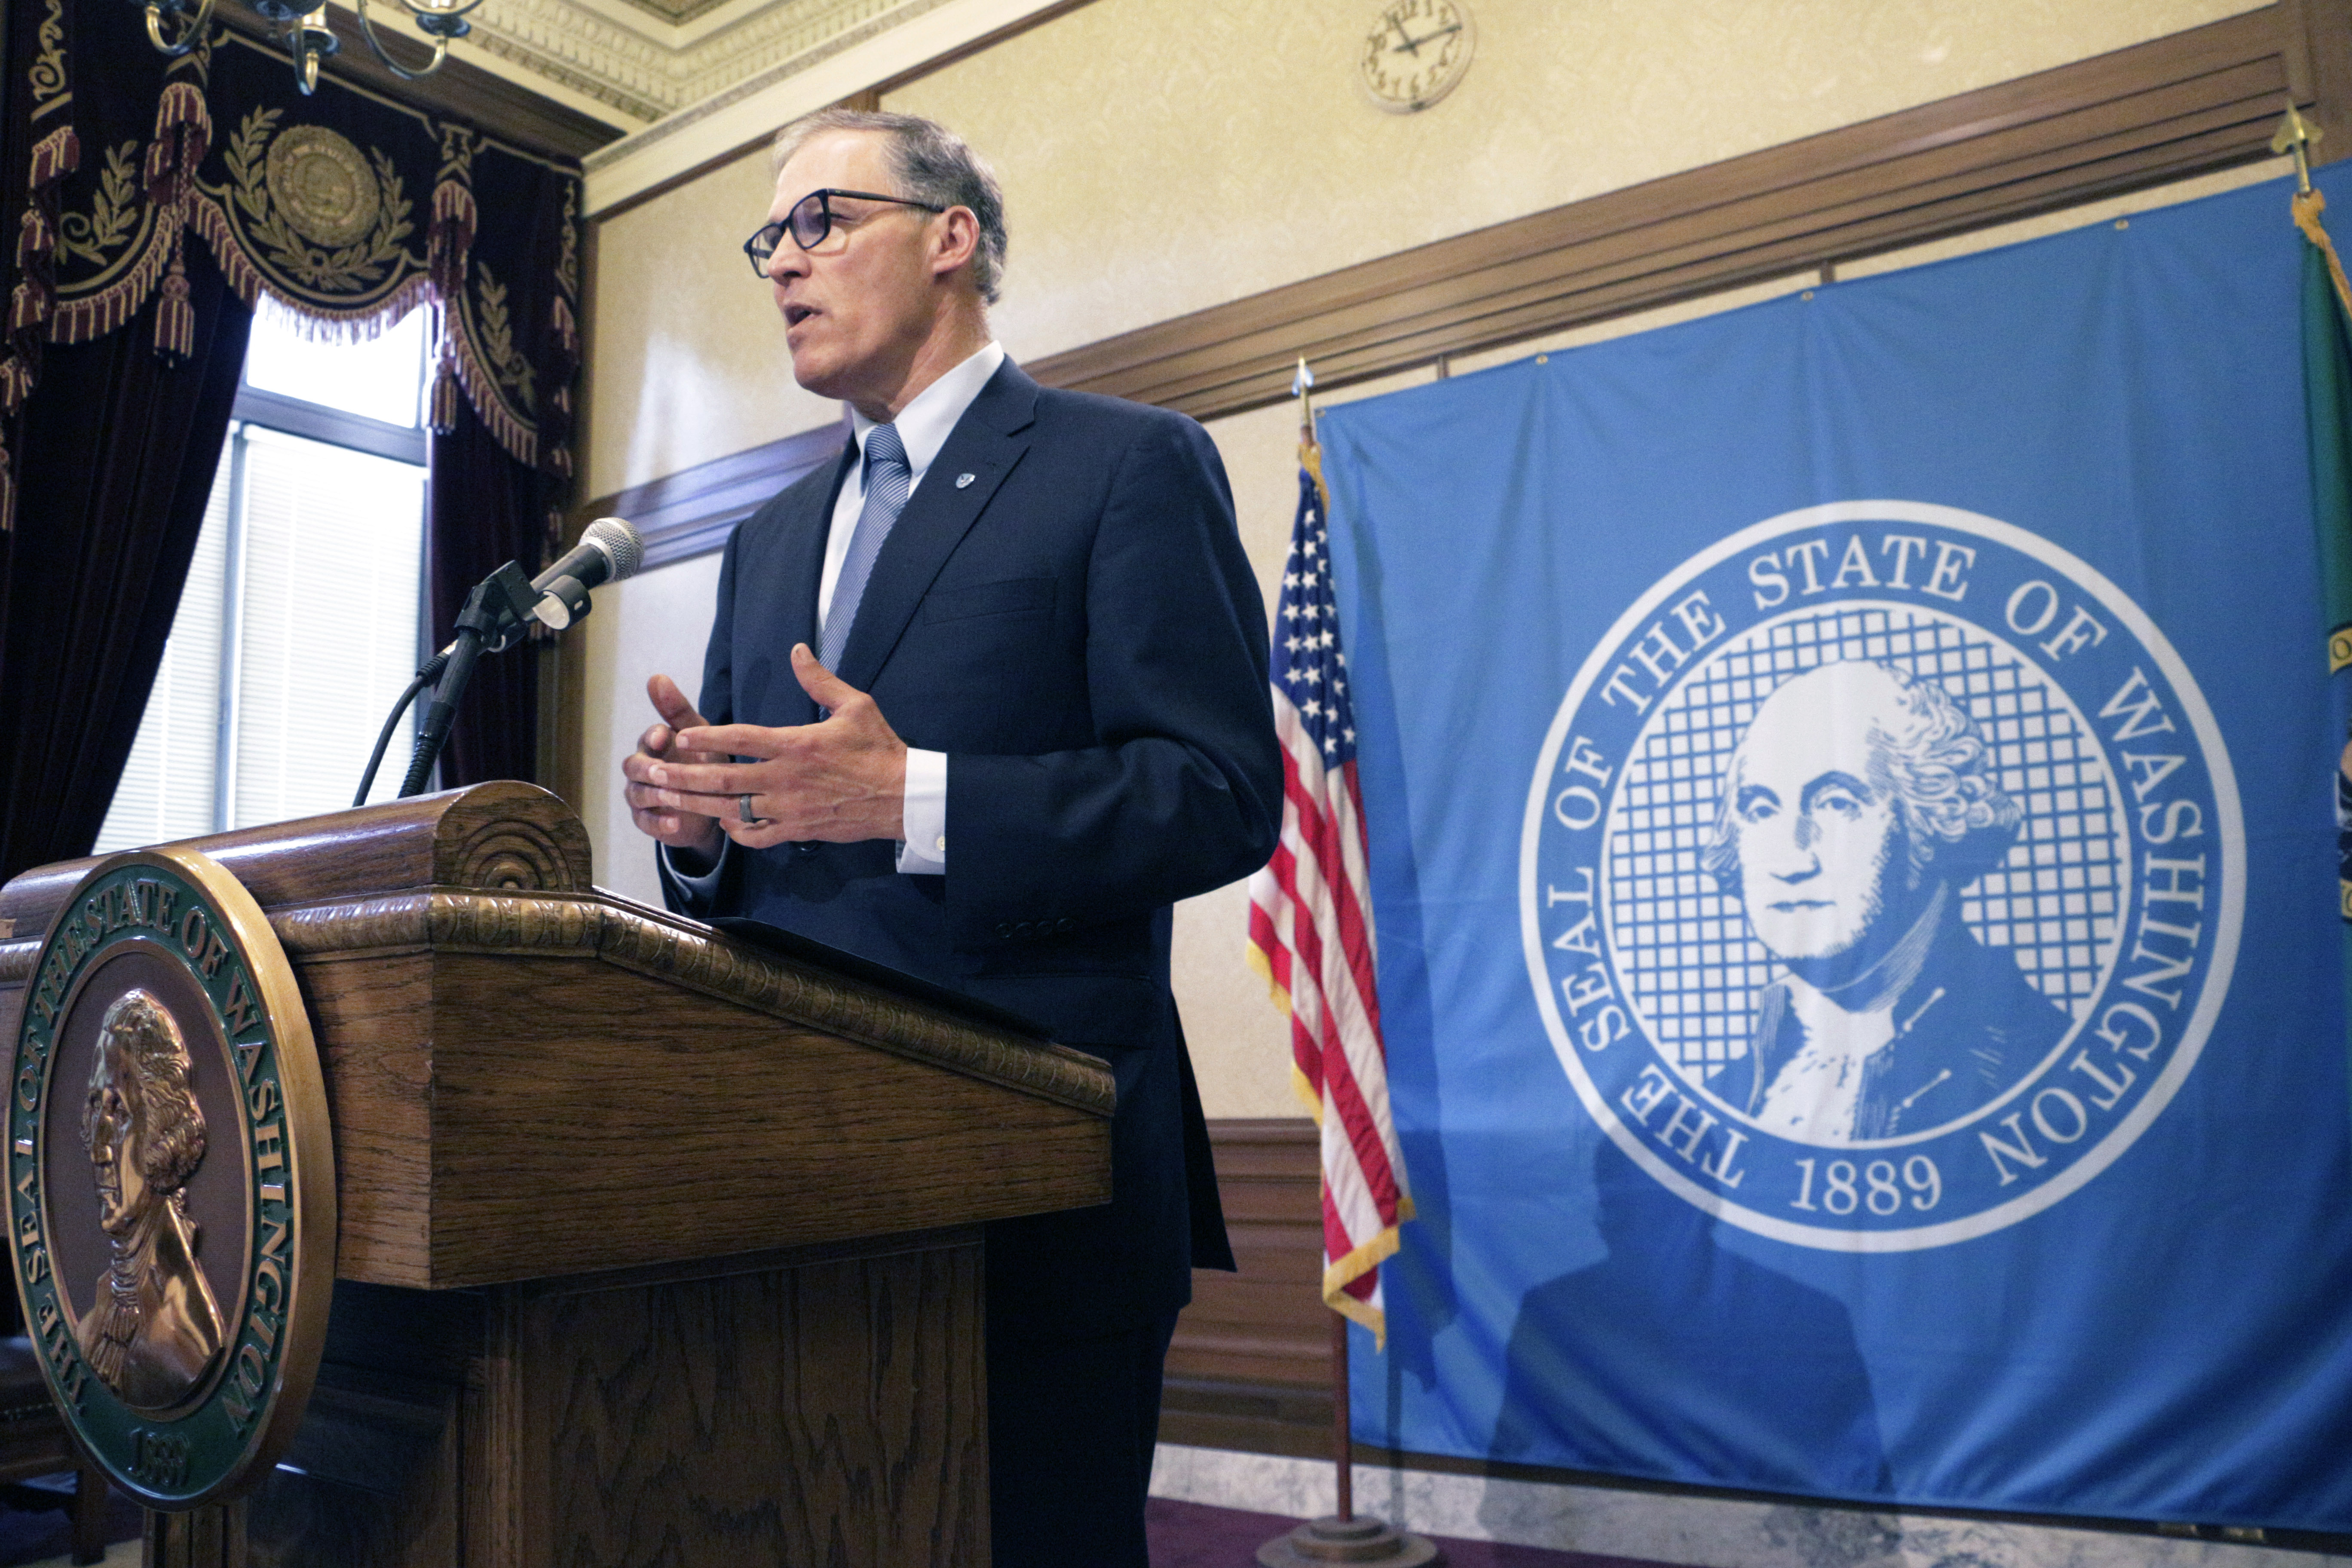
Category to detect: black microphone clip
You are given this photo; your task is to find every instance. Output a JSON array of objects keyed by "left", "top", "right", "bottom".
[{"left": 461, "top": 561, "right": 546, "bottom": 654}]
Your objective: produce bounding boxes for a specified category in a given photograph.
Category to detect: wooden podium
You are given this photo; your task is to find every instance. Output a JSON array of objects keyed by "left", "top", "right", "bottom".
[{"left": 0, "top": 782, "right": 1116, "bottom": 1567}]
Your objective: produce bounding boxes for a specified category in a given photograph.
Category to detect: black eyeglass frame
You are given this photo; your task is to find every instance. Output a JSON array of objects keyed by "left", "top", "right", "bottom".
[{"left": 742, "top": 188, "right": 948, "bottom": 276}]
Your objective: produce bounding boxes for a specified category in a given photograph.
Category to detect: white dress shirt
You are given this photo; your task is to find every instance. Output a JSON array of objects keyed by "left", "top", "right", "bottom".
[
  {"left": 667, "top": 340, "right": 1003, "bottom": 890},
  {"left": 827, "top": 340, "right": 1002, "bottom": 874}
]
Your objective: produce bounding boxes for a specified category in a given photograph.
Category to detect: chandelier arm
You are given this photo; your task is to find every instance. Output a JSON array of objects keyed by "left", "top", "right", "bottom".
[
  {"left": 354, "top": 0, "right": 453, "bottom": 79},
  {"left": 141, "top": 0, "right": 217, "bottom": 58},
  {"left": 287, "top": 7, "right": 336, "bottom": 94}
]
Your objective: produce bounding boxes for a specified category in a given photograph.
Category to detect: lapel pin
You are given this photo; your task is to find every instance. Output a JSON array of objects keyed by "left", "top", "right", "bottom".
[{"left": 956, "top": 472, "right": 976, "bottom": 488}]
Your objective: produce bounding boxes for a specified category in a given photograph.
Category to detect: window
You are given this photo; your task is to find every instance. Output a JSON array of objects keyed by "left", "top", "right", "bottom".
[{"left": 95, "top": 300, "right": 433, "bottom": 852}]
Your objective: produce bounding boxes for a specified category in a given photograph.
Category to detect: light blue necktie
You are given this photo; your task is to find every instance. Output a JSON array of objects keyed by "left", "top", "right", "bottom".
[{"left": 819, "top": 421, "right": 911, "bottom": 671}]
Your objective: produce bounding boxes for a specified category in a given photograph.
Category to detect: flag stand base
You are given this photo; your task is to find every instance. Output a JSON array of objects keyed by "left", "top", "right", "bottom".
[
  {"left": 1256, "top": 1514, "right": 1442, "bottom": 1565},
  {"left": 1256, "top": 1309, "right": 1444, "bottom": 1565}
]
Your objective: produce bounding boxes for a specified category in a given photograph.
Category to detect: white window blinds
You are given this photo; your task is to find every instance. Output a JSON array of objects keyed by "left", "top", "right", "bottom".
[
  {"left": 92, "top": 452, "right": 233, "bottom": 851},
  {"left": 229, "top": 427, "right": 426, "bottom": 827},
  {"left": 94, "top": 425, "right": 427, "bottom": 852}
]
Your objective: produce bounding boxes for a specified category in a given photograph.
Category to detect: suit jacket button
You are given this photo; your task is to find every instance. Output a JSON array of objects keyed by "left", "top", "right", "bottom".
[
  {"left": 1055, "top": 917, "right": 1075, "bottom": 933},
  {"left": 996, "top": 921, "right": 1015, "bottom": 939},
  {"left": 1014, "top": 921, "right": 1035, "bottom": 938},
  {"left": 795, "top": 842, "right": 819, "bottom": 857}
]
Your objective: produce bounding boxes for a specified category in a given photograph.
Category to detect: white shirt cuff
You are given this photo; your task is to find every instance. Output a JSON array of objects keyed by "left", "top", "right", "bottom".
[{"left": 896, "top": 748, "right": 948, "bottom": 874}]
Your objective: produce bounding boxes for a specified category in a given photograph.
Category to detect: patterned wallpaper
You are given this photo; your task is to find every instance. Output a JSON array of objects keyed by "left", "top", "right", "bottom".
[
  {"left": 886, "top": 0, "right": 2262, "bottom": 363},
  {"left": 586, "top": 0, "right": 2256, "bottom": 493}
]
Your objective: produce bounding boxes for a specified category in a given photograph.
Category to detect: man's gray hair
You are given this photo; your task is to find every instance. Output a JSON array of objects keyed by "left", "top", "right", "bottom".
[
  {"left": 772, "top": 108, "right": 1008, "bottom": 305},
  {"left": 1700, "top": 660, "right": 2023, "bottom": 899}
]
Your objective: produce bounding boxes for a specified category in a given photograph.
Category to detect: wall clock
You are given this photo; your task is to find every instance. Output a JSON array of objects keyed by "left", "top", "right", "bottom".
[{"left": 1360, "top": 0, "right": 1476, "bottom": 113}]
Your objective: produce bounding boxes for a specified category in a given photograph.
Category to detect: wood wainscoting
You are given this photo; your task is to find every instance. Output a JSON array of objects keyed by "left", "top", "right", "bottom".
[{"left": 1161, "top": 1119, "right": 1335, "bottom": 1459}]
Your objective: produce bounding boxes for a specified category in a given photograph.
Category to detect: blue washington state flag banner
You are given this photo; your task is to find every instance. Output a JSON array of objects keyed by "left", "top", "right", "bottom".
[{"left": 1314, "top": 161, "right": 2352, "bottom": 1530}]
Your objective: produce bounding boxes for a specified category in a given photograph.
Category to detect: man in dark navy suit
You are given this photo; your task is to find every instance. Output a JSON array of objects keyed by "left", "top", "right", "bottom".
[{"left": 621, "top": 108, "right": 1281, "bottom": 1567}]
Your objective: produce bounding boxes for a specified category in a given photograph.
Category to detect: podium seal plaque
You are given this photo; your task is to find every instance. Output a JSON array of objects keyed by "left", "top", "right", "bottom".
[{"left": 7, "top": 848, "right": 334, "bottom": 1507}]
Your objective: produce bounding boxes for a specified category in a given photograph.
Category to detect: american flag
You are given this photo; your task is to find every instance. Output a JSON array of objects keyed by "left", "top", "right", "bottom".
[{"left": 1246, "top": 436, "right": 1414, "bottom": 1343}]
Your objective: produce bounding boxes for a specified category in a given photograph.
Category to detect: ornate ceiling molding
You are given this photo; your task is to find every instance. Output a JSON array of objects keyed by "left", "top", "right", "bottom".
[
  {"left": 572, "top": 0, "right": 1074, "bottom": 213},
  {"left": 458, "top": 0, "right": 913, "bottom": 126},
  {"left": 395, "top": 0, "right": 1075, "bottom": 212}
]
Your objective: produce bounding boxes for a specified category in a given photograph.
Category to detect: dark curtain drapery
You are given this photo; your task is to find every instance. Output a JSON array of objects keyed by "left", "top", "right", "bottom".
[
  {"left": 426, "top": 134, "right": 577, "bottom": 791},
  {"left": 429, "top": 404, "right": 568, "bottom": 788},
  {"left": 0, "top": 15, "right": 582, "bottom": 882},
  {"left": 0, "top": 247, "right": 250, "bottom": 882}
]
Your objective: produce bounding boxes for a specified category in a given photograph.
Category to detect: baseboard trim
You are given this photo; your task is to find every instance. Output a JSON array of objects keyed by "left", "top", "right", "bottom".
[
  {"left": 1150, "top": 1443, "right": 2352, "bottom": 1563},
  {"left": 1158, "top": 1376, "right": 1332, "bottom": 1461}
]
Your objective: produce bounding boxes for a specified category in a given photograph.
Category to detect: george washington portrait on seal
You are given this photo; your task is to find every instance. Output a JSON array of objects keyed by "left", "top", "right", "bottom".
[
  {"left": 1701, "top": 659, "right": 2069, "bottom": 1143},
  {"left": 73, "top": 989, "right": 227, "bottom": 1411}
]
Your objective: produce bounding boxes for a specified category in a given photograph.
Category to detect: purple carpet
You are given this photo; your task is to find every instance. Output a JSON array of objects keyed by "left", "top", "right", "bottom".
[{"left": 1147, "top": 1497, "right": 1690, "bottom": 1568}]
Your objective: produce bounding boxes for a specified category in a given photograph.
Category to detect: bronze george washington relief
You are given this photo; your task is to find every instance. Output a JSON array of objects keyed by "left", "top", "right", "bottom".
[{"left": 74, "top": 989, "right": 227, "bottom": 1412}]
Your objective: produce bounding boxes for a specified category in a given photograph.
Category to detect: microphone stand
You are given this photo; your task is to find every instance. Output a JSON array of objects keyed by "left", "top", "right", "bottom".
[{"left": 361, "top": 562, "right": 543, "bottom": 803}]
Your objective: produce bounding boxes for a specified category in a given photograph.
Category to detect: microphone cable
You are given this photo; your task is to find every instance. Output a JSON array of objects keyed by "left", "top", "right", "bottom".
[{"left": 352, "top": 648, "right": 450, "bottom": 808}]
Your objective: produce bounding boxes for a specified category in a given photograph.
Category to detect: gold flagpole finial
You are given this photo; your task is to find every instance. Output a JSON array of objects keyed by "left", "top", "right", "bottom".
[
  {"left": 2273, "top": 102, "right": 2324, "bottom": 193},
  {"left": 1294, "top": 358, "right": 1326, "bottom": 491}
]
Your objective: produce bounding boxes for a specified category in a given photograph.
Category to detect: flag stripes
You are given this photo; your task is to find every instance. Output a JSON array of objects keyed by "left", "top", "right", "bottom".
[{"left": 1246, "top": 451, "right": 1413, "bottom": 1341}]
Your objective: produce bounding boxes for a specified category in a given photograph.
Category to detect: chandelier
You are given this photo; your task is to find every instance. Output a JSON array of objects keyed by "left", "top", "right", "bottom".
[{"left": 138, "top": 0, "right": 487, "bottom": 93}]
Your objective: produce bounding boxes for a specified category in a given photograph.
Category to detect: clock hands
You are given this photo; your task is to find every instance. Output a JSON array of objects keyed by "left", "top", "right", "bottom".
[{"left": 1390, "top": 20, "right": 1461, "bottom": 56}]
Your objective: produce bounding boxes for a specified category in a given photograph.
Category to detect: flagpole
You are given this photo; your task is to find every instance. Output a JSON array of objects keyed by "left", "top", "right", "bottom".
[
  {"left": 1255, "top": 358, "right": 1439, "bottom": 1568},
  {"left": 1302, "top": 351, "right": 1354, "bottom": 1534},
  {"left": 1297, "top": 355, "right": 1360, "bottom": 1529},
  {"left": 1332, "top": 1301, "right": 1354, "bottom": 1521}
]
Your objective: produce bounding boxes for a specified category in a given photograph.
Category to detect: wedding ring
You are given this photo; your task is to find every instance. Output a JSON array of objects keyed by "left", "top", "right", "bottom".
[{"left": 738, "top": 793, "right": 760, "bottom": 824}]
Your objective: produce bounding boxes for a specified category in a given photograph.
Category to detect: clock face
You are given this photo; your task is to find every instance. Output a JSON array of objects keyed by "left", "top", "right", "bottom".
[{"left": 1361, "top": 0, "right": 1476, "bottom": 113}]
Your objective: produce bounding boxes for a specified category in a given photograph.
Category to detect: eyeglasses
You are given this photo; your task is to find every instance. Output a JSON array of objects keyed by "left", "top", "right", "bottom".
[{"left": 742, "top": 188, "right": 946, "bottom": 276}]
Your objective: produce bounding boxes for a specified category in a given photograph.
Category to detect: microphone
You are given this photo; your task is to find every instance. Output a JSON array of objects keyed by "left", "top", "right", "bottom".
[
  {"left": 530, "top": 516, "right": 645, "bottom": 630},
  {"left": 368, "top": 516, "right": 649, "bottom": 804}
]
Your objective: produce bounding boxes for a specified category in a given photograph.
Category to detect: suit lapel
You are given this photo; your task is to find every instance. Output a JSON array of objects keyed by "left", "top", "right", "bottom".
[{"left": 834, "top": 362, "right": 1038, "bottom": 692}]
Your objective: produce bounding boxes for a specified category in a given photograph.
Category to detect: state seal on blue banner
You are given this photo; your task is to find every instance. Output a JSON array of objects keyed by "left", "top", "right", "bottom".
[{"left": 1521, "top": 502, "right": 2243, "bottom": 1249}]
